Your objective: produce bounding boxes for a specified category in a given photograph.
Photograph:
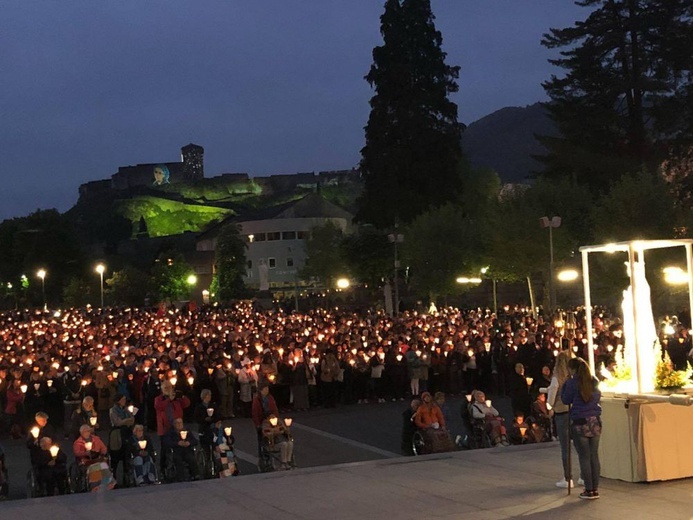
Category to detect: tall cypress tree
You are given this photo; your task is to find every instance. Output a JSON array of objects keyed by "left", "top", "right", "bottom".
[
  {"left": 357, "top": 0, "right": 464, "bottom": 228},
  {"left": 539, "top": 0, "right": 693, "bottom": 193}
]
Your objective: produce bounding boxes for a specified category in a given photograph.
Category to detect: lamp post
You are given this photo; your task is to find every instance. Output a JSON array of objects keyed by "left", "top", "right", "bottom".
[
  {"left": 388, "top": 229, "right": 404, "bottom": 317},
  {"left": 95, "top": 263, "right": 105, "bottom": 308},
  {"left": 186, "top": 274, "right": 197, "bottom": 303},
  {"left": 539, "top": 216, "right": 561, "bottom": 313},
  {"left": 36, "top": 269, "right": 46, "bottom": 310}
]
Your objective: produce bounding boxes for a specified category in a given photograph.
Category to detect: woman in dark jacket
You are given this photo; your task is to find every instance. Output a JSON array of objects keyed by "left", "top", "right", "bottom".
[{"left": 561, "top": 358, "right": 602, "bottom": 500}]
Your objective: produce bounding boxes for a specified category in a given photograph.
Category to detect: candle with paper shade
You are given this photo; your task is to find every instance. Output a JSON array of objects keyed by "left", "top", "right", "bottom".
[
  {"left": 47, "top": 379, "right": 53, "bottom": 387},
  {"left": 49, "top": 445, "right": 60, "bottom": 458},
  {"left": 284, "top": 417, "right": 293, "bottom": 427},
  {"left": 526, "top": 377, "right": 533, "bottom": 386},
  {"left": 269, "top": 416, "right": 278, "bottom": 427},
  {"left": 84, "top": 441, "right": 93, "bottom": 452},
  {"left": 224, "top": 426, "right": 232, "bottom": 437},
  {"left": 207, "top": 408, "right": 214, "bottom": 417},
  {"left": 485, "top": 399, "right": 492, "bottom": 408},
  {"left": 89, "top": 416, "right": 97, "bottom": 426},
  {"left": 180, "top": 430, "right": 188, "bottom": 440},
  {"left": 31, "top": 426, "right": 40, "bottom": 438},
  {"left": 138, "top": 440, "right": 147, "bottom": 450},
  {"left": 466, "top": 394, "right": 472, "bottom": 403},
  {"left": 170, "top": 376, "right": 177, "bottom": 386},
  {"left": 187, "top": 376, "right": 194, "bottom": 386}
]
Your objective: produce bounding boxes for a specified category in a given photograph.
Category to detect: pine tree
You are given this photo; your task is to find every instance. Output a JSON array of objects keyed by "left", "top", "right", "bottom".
[
  {"left": 357, "top": 0, "right": 464, "bottom": 228},
  {"left": 540, "top": 0, "right": 693, "bottom": 193},
  {"left": 215, "top": 224, "right": 248, "bottom": 301}
]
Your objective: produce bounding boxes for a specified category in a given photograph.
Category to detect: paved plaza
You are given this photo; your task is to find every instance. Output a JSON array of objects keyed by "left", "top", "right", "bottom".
[{"left": 1, "top": 441, "right": 690, "bottom": 520}]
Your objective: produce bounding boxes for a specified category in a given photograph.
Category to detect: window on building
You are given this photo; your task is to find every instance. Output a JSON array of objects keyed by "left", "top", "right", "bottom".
[
  {"left": 246, "top": 270, "right": 253, "bottom": 279},
  {"left": 268, "top": 257, "right": 276, "bottom": 269},
  {"left": 247, "top": 260, "right": 252, "bottom": 269},
  {"left": 267, "top": 232, "right": 281, "bottom": 241},
  {"left": 254, "top": 233, "right": 267, "bottom": 242},
  {"left": 282, "top": 231, "right": 296, "bottom": 240},
  {"left": 286, "top": 258, "right": 294, "bottom": 267},
  {"left": 297, "top": 231, "right": 310, "bottom": 240}
]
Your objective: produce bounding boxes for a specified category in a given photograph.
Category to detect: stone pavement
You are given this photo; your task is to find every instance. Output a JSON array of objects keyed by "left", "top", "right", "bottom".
[{"left": 1, "top": 442, "right": 690, "bottom": 520}]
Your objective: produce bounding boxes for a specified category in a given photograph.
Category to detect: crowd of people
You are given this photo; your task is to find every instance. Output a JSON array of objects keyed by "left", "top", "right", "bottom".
[{"left": 0, "top": 301, "right": 690, "bottom": 499}]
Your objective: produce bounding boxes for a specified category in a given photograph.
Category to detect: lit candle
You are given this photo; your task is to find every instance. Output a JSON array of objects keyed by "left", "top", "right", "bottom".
[
  {"left": 187, "top": 376, "right": 194, "bottom": 386},
  {"left": 49, "top": 445, "right": 59, "bottom": 458},
  {"left": 170, "top": 376, "right": 177, "bottom": 386},
  {"left": 269, "top": 417, "right": 278, "bottom": 427},
  {"left": 31, "top": 426, "right": 40, "bottom": 438},
  {"left": 485, "top": 400, "right": 492, "bottom": 408},
  {"left": 138, "top": 440, "right": 147, "bottom": 450},
  {"left": 284, "top": 417, "right": 293, "bottom": 427},
  {"left": 84, "top": 441, "right": 93, "bottom": 452},
  {"left": 207, "top": 408, "right": 214, "bottom": 417},
  {"left": 89, "top": 416, "right": 97, "bottom": 426},
  {"left": 47, "top": 379, "right": 53, "bottom": 387},
  {"left": 224, "top": 426, "right": 232, "bottom": 436},
  {"left": 20, "top": 384, "right": 28, "bottom": 393},
  {"left": 180, "top": 430, "right": 188, "bottom": 440},
  {"left": 465, "top": 394, "right": 472, "bottom": 403},
  {"left": 520, "top": 427, "right": 527, "bottom": 436},
  {"left": 526, "top": 377, "right": 533, "bottom": 386}
]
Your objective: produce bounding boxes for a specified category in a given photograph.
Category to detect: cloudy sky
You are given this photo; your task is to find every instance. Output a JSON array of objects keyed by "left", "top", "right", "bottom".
[{"left": 0, "top": 1, "right": 586, "bottom": 220}]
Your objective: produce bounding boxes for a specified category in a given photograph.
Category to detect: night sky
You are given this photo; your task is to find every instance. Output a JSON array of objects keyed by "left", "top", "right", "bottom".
[{"left": 0, "top": 1, "right": 586, "bottom": 221}]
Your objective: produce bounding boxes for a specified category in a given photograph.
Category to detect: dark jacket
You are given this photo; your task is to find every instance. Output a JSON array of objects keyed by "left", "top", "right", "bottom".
[{"left": 561, "top": 376, "right": 601, "bottom": 420}]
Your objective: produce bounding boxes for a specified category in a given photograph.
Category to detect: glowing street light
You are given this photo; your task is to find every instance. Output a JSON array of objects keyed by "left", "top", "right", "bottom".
[
  {"left": 663, "top": 266, "right": 688, "bottom": 285},
  {"left": 456, "top": 277, "right": 482, "bottom": 284},
  {"left": 95, "top": 263, "right": 105, "bottom": 308},
  {"left": 557, "top": 269, "right": 579, "bottom": 282},
  {"left": 37, "top": 269, "right": 46, "bottom": 310},
  {"left": 336, "top": 278, "right": 350, "bottom": 290},
  {"left": 186, "top": 274, "right": 197, "bottom": 286}
]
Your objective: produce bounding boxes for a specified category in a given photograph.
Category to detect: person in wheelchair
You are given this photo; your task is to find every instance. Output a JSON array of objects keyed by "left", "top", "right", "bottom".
[
  {"left": 470, "top": 390, "right": 509, "bottom": 446},
  {"left": 530, "top": 392, "right": 553, "bottom": 441},
  {"left": 194, "top": 389, "right": 221, "bottom": 468},
  {"left": 70, "top": 396, "right": 99, "bottom": 440},
  {"left": 162, "top": 417, "right": 200, "bottom": 482},
  {"left": 211, "top": 423, "right": 239, "bottom": 477},
  {"left": 414, "top": 392, "right": 446, "bottom": 431},
  {"left": 26, "top": 412, "right": 57, "bottom": 461},
  {"left": 261, "top": 414, "right": 294, "bottom": 470},
  {"left": 508, "top": 412, "right": 535, "bottom": 445},
  {"left": 72, "top": 424, "right": 115, "bottom": 492},
  {"left": 31, "top": 436, "right": 68, "bottom": 496},
  {"left": 127, "top": 424, "right": 158, "bottom": 486},
  {"left": 252, "top": 383, "right": 280, "bottom": 454}
]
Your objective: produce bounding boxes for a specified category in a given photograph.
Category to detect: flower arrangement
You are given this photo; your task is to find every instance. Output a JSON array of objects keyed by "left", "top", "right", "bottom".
[{"left": 655, "top": 351, "right": 692, "bottom": 390}]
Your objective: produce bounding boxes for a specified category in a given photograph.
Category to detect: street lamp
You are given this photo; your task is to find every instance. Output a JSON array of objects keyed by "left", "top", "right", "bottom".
[
  {"left": 36, "top": 269, "right": 46, "bottom": 310},
  {"left": 663, "top": 266, "right": 688, "bottom": 285},
  {"left": 336, "top": 278, "right": 350, "bottom": 290},
  {"left": 95, "top": 263, "right": 105, "bottom": 308},
  {"left": 539, "top": 216, "right": 562, "bottom": 313},
  {"left": 557, "top": 268, "right": 579, "bottom": 282},
  {"left": 387, "top": 229, "right": 404, "bottom": 317}
]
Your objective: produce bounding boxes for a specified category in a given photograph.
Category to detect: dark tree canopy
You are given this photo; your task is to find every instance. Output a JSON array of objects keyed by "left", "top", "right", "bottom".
[
  {"left": 358, "top": 0, "right": 464, "bottom": 228},
  {"left": 215, "top": 224, "right": 248, "bottom": 301},
  {"left": 540, "top": 0, "right": 693, "bottom": 192}
]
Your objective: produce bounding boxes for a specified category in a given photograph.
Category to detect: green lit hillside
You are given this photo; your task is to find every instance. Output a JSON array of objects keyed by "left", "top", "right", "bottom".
[{"left": 115, "top": 196, "right": 233, "bottom": 237}]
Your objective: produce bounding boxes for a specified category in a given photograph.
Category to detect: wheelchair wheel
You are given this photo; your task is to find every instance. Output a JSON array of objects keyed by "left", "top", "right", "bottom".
[
  {"left": 412, "top": 431, "right": 428, "bottom": 456},
  {"left": 68, "top": 464, "right": 84, "bottom": 493},
  {"left": 257, "top": 444, "right": 278, "bottom": 473}
]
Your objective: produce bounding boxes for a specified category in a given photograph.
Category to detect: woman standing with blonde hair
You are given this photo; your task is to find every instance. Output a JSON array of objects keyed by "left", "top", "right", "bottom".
[{"left": 547, "top": 351, "right": 581, "bottom": 489}]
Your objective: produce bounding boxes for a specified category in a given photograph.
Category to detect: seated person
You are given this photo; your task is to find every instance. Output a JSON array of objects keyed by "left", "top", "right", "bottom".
[
  {"left": 162, "top": 418, "right": 200, "bottom": 481},
  {"left": 401, "top": 398, "right": 421, "bottom": 455},
  {"left": 194, "top": 389, "right": 221, "bottom": 449},
  {"left": 470, "top": 390, "right": 508, "bottom": 446},
  {"left": 32, "top": 437, "right": 68, "bottom": 496},
  {"left": 508, "top": 413, "right": 533, "bottom": 445},
  {"left": 211, "top": 423, "right": 239, "bottom": 477},
  {"left": 261, "top": 414, "right": 294, "bottom": 470},
  {"left": 0, "top": 443, "right": 8, "bottom": 499},
  {"left": 530, "top": 393, "right": 553, "bottom": 440},
  {"left": 414, "top": 392, "right": 446, "bottom": 431},
  {"left": 70, "top": 396, "right": 99, "bottom": 440},
  {"left": 73, "top": 424, "right": 114, "bottom": 491},
  {"left": 128, "top": 424, "right": 158, "bottom": 486}
]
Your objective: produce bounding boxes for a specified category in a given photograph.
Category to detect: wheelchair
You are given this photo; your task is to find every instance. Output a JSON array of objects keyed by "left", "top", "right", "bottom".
[
  {"left": 460, "top": 403, "right": 493, "bottom": 449},
  {"left": 26, "top": 466, "right": 71, "bottom": 498},
  {"left": 69, "top": 455, "right": 113, "bottom": 493},
  {"left": 411, "top": 427, "right": 456, "bottom": 456},
  {"left": 123, "top": 450, "right": 161, "bottom": 487},
  {"left": 1, "top": 452, "right": 8, "bottom": 499},
  {"left": 162, "top": 446, "right": 206, "bottom": 482},
  {"left": 257, "top": 433, "right": 296, "bottom": 473}
]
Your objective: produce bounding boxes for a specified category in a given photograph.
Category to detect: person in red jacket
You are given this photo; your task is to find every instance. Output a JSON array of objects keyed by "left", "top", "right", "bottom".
[
  {"left": 252, "top": 384, "right": 279, "bottom": 430},
  {"left": 154, "top": 380, "right": 190, "bottom": 470},
  {"left": 414, "top": 392, "right": 446, "bottom": 430}
]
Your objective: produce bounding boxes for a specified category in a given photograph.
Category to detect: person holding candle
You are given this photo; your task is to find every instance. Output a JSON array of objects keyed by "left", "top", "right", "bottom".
[
  {"left": 73, "top": 424, "right": 115, "bottom": 491},
  {"left": 470, "top": 390, "right": 508, "bottom": 446},
  {"left": 108, "top": 393, "right": 135, "bottom": 484},
  {"left": 5, "top": 379, "right": 26, "bottom": 438},
  {"left": 26, "top": 412, "right": 57, "bottom": 463},
  {"left": 128, "top": 424, "right": 158, "bottom": 486},
  {"left": 154, "top": 380, "right": 190, "bottom": 471},
  {"left": 70, "top": 396, "right": 99, "bottom": 440},
  {"left": 238, "top": 358, "right": 259, "bottom": 417},
  {"left": 212, "top": 423, "right": 239, "bottom": 477},
  {"left": 61, "top": 363, "right": 83, "bottom": 437},
  {"left": 163, "top": 417, "right": 200, "bottom": 482},
  {"left": 561, "top": 357, "right": 602, "bottom": 500},
  {"left": 261, "top": 414, "right": 294, "bottom": 470},
  {"left": 31, "top": 436, "right": 68, "bottom": 496}
]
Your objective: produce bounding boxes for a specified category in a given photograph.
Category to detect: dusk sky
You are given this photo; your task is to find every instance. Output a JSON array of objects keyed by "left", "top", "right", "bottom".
[{"left": 1, "top": 1, "right": 586, "bottom": 221}]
